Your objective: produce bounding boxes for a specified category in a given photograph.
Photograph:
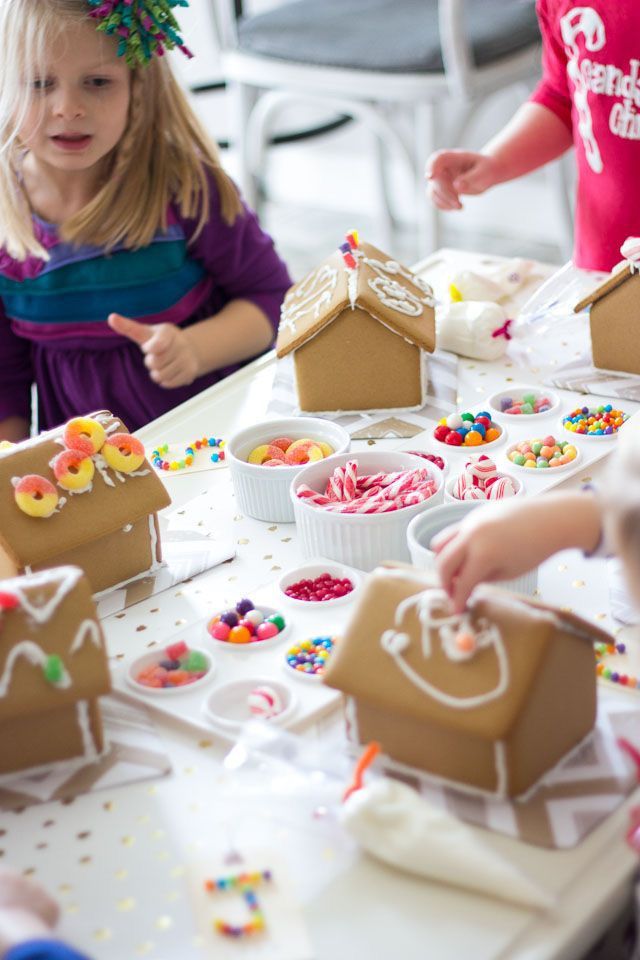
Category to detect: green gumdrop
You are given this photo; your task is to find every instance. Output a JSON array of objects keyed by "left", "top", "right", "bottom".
[
  {"left": 43, "top": 654, "right": 64, "bottom": 684},
  {"left": 460, "top": 412, "right": 475, "bottom": 422},
  {"left": 513, "top": 454, "right": 526, "bottom": 466},
  {"left": 531, "top": 441, "right": 542, "bottom": 455},
  {"left": 267, "top": 614, "right": 285, "bottom": 631},
  {"left": 184, "top": 651, "right": 208, "bottom": 672},
  {"left": 520, "top": 403, "right": 534, "bottom": 415},
  {"left": 523, "top": 393, "right": 536, "bottom": 405}
]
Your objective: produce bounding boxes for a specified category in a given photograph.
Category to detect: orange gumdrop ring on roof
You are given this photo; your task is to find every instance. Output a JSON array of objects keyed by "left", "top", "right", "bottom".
[
  {"left": 63, "top": 416, "right": 106, "bottom": 455},
  {"left": 13, "top": 474, "right": 60, "bottom": 518},
  {"left": 102, "top": 433, "right": 146, "bottom": 473},
  {"left": 51, "top": 449, "right": 95, "bottom": 492}
]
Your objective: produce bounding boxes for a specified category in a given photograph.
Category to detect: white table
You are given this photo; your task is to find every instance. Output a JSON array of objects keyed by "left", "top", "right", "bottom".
[{"left": 2, "top": 250, "right": 638, "bottom": 960}]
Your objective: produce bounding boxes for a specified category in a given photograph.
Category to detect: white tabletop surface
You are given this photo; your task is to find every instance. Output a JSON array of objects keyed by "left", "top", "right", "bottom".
[{"left": 2, "top": 249, "right": 639, "bottom": 960}]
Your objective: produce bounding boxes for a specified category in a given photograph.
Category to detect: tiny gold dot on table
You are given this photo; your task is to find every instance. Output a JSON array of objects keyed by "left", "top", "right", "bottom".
[
  {"left": 268, "top": 525, "right": 278, "bottom": 532},
  {"left": 135, "top": 943, "right": 154, "bottom": 956},
  {"left": 561, "top": 606, "right": 574, "bottom": 613},
  {"left": 117, "top": 897, "right": 136, "bottom": 911},
  {"left": 367, "top": 439, "right": 376, "bottom": 445},
  {"left": 558, "top": 564, "right": 568, "bottom": 572},
  {"left": 77, "top": 831, "right": 91, "bottom": 840},
  {"left": 504, "top": 362, "right": 513, "bottom": 368},
  {"left": 36, "top": 843, "right": 47, "bottom": 850},
  {"left": 466, "top": 364, "right": 476, "bottom": 369},
  {"left": 58, "top": 883, "right": 72, "bottom": 893},
  {"left": 115, "top": 869, "right": 128, "bottom": 880},
  {"left": 23, "top": 867, "right": 36, "bottom": 876},
  {"left": 198, "top": 739, "right": 213, "bottom": 749},
  {"left": 121, "top": 836, "right": 135, "bottom": 847},
  {"left": 572, "top": 580, "right": 585, "bottom": 588},
  {"left": 174, "top": 619, "right": 187, "bottom": 626},
  {"left": 43, "top": 820, "right": 55, "bottom": 828},
  {"left": 237, "top": 538, "right": 249, "bottom": 545},
  {"left": 263, "top": 554, "right": 273, "bottom": 560},
  {"left": 171, "top": 866, "right": 186, "bottom": 878},
  {"left": 79, "top": 856, "right": 92, "bottom": 865},
  {"left": 271, "top": 565, "right": 282, "bottom": 571},
  {"left": 596, "top": 613, "right": 608, "bottom": 620},
  {"left": 533, "top": 589, "right": 541, "bottom": 597},
  {"left": 145, "top": 640, "right": 158, "bottom": 648},
  {"left": 150, "top": 608, "right": 160, "bottom": 614},
  {"left": 103, "top": 802, "right": 114, "bottom": 811},
  {"left": 581, "top": 476, "right": 592, "bottom": 483},
  {"left": 281, "top": 537, "right": 292, "bottom": 543},
  {"left": 115, "top": 613, "right": 126, "bottom": 620},
  {"left": 93, "top": 929, "right": 113, "bottom": 942},
  {"left": 505, "top": 377, "right": 514, "bottom": 382},
  {"left": 65, "top": 904, "right": 79, "bottom": 915},
  {"left": 177, "top": 510, "right": 185, "bottom": 515},
  {"left": 233, "top": 514, "right": 243, "bottom": 521},
  {"left": 156, "top": 915, "right": 173, "bottom": 931},
  {"left": 136, "top": 625, "right": 147, "bottom": 632},
  {"left": 114, "top": 653, "right": 125, "bottom": 660}
]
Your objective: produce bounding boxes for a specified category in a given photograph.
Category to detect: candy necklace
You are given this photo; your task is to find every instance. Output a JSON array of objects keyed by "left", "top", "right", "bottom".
[
  {"left": 204, "top": 869, "right": 272, "bottom": 937},
  {"left": 594, "top": 641, "right": 639, "bottom": 689},
  {"left": 151, "top": 436, "right": 225, "bottom": 471}
]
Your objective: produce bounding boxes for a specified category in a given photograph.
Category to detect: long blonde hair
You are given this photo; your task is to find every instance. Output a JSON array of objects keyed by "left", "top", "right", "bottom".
[{"left": 0, "top": 0, "right": 241, "bottom": 261}]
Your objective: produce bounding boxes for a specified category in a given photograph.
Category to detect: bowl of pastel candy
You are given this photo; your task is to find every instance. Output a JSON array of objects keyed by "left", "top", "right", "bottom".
[
  {"left": 291, "top": 450, "right": 444, "bottom": 571},
  {"left": 126, "top": 641, "right": 215, "bottom": 695},
  {"left": 487, "top": 386, "right": 559, "bottom": 420},
  {"left": 507, "top": 435, "right": 580, "bottom": 472},
  {"left": 444, "top": 455, "right": 523, "bottom": 502},
  {"left": 432, "top": 409, "right": 506, "bottom": 453},
  {"left": 227, "top": 416, "right": 350, "bottom": 522}
]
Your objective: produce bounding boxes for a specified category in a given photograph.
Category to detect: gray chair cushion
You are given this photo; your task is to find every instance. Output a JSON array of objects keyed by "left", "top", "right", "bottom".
[{"left": 238, "top": 0, "right": 540, "bottom": 74}]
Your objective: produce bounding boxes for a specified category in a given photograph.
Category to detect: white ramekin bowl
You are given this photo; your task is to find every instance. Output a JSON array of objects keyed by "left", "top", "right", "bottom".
[
  {"left": 443, "top": 471, "right": 523, "bottom": 503},
  {"left": 406, "top": 501, "right": 537, "bottom": 596},
  {"left": 291, "top": 450, "right": 444, "bottom": 572},
  {"left": 226, "top": 417, "right": 350, "bottom": 522},
  {"left": 487, "top": 385, "right": 559, "bottom": 420}
]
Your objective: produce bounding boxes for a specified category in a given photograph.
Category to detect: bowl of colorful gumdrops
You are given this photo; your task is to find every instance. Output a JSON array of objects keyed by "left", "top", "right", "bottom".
[
  {"left": 126, "top": 641, "right": 215, "bottom": 694},
  {"left": 433, "top": 409, "right": 505, "bottom": 453},
  {"left": 560, "top": 404, "right": 629, "bottom": 439},
  {"left": 283, "top": 635, "right": 338, "bottom": 681},
  {"left": 278, "top": 560, "right": 360, "bottom": 608},
  {"left": 444, "top": 455, "right": 523, "bottom": 502},
  {"left": 507, "top": 435, "right": 580, "bottom": 472},
  {"left": 487, "top": 386, "right": 559, "bottom": 420},
  {"left": 226, "top": 416, "right": 350, "bottom": 523},
  {"left": 206, "top": 597, "right": 288, "bottom": 649}
]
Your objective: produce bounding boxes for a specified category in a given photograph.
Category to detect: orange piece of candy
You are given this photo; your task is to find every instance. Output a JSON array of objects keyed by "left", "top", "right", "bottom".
[
  {"left": 485, "top": 427, "right": 501, "bottom": 442},
  {"left": 229, "top": 625, "right": 252, "bottom": 644},
  {"left": 455, "top": 631, "right": 476, "bottom": 653}
]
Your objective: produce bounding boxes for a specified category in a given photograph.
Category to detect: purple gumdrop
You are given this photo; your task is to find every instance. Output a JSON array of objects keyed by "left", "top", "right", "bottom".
[
  {"left": 500, "top": 397, "right": 512, "bottom": 411},
  {"left": 220, "top": 609, "right": 239, "bottom": 627},
  {"left": 235, "top": 597, "right": 255, "bottom": 616}
]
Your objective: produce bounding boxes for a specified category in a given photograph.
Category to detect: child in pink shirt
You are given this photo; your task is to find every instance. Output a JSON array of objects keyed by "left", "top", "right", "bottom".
[{"left": 426, "top": 1, "right": 640, "bottom": 271}]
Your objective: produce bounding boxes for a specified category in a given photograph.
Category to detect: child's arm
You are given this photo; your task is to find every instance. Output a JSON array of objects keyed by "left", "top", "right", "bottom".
[
  {"left": 426, "top": 102, "right": 573, "bottom": 210},
  {"left": 108, "top": 301, "right": 272, "bottom": 389},
  {"left": 0, "top": 417, "right": 30, "bottom": 443},
  {"left": 432, "top": 492, "right": 602, "bottom": 612},
  {"left": 0, "top": 305, "right": 33, "bottom": 441}
]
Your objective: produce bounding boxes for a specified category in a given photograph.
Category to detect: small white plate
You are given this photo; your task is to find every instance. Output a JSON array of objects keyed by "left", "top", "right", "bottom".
[
  {"left": 506, "top": 440, "right": 581, "bottom": 473},
  {"left": 125, "top": 646, "right": 216, "bottom": 696},
  {"left": 202, "top": 677, "right": 296, "bottom": 731},
  {"left": 487, "top": 385, "right": 559, "bottom": 420},
  {"left": 205, "top": 604, "right": 290, "bottom": 650},
  {"left": 278, "top": 560, "right": 360, "bottom": 609}
]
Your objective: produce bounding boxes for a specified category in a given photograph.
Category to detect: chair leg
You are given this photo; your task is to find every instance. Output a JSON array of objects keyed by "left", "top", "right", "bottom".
[
  {"left": 227, "top": 80, "right": 260, "bottom": 208},
  {"left": 414, "top": 101, "right": 441, "bottom": 257},
  {"left": 372, "top": 125, "right": 394, "bottom": 251}
]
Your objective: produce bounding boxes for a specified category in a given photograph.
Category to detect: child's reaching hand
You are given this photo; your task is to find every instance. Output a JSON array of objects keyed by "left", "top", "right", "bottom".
[
  {"left": 425, "top": 150, "right": 503, "bottom": 210},
  {"left": 108, "top": 313, "right": 200, "bottom": 389}
]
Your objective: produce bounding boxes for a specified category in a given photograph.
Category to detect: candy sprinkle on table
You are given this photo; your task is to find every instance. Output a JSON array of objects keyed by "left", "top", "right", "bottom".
[
  {"left": 594, "top": 641, "right": 638, "bottom": 688},
  {"left": 562, "top": 405, "right": 628, "bottom": 436},
  {"left": 285, "top": 636, "right": 337, "bottom": 677},
  {"left": 151, "top": 436, "right": 225, "bottom": 471}
]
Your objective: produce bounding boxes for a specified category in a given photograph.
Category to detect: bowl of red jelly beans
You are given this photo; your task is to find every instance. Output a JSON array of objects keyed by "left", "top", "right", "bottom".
[
  {"left": 433, "top": 410, "right": 505, "bottom": 452},
  {"left": 278, "top": 561, "right": 360, "bottom": 608},
  {"left": 206, "top": 598, "right": 288, "bottom": 649},
  {"left": 126, "top": 641, "right": 215, "bottom": 694}
]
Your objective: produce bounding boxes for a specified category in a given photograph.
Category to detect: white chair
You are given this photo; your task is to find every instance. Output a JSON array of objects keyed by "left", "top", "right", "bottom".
[{"left": 211, "top": 0, "right": 574, "bottom": 258}]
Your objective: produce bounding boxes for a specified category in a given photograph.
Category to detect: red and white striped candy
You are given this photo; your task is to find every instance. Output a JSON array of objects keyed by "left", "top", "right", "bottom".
[
  {"left": 343, "top": 459, "right": 358, "bottom": 500},
  {"left": 327, "top": 466, "right": 345, "bottom": 501},
  {"left": 465, "top": 455, "right": 497, "bottom": 490},
  {"left": 248, "top": 685, "right": 283, "bottom": 719},
  {"left": 461, "top": 486, "right": 486, "bottom": 501},
  {"left": 453, "top": 473, "right": 472, "bottom": 499},
  {"left": 486, "top": 476, "right": 517, "bottom": 500}
]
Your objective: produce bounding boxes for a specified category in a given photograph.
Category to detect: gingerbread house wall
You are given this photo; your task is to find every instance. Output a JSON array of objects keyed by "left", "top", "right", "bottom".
[
  {"left": 590, "top": 278, "right": 640, "bottom": 374},
  {"left": 0, "top": 699, "right": 104, "bottom": 775},
  {"left": 26, "top": 515, "right": 161, "bottom": 594},
  {"left": 294, "top": 307, "right": 423, "bottom": 413}
]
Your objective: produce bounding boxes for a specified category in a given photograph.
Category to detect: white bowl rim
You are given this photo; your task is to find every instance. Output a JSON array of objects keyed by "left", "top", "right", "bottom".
[
  {"left": 290, "top": 450, "right": 444, "bottom": 523},
  {"left": 486, "top": 385, "right": 560, "bottom": 418},
  {"left": 278, "top": 559, "right": 361, "bottom": 607},
  {"left": 125, "top": 645, "right": 216, "bottom": 696},
  {"left": 227, "top": 416, "right": 350, "bottom": 471},
  {"left": 505, "top": 439, "right": 581, "bottom": 472},
  {"left": 205, "top": 604, "right": 290, "bottom": 650},
  {"left": 202, "top": 675, "right": 296, "bottom": 729}
]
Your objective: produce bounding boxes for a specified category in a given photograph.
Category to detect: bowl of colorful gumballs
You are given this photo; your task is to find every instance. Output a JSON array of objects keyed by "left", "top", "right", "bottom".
[
  {"left": 433, "top": 409, "right": 505, "bottom": 453},
  {"left": 126, "top": 641, "right": 215, "bottom": 695},
  {"left": 278, "top": 560, "right": 360, "bottom": 608},
  {"left": 284, "top": 636, "right": 338, "bottom": 681},
  {"left": 560, "top": 404, "right": 629, "bottom": 439},
  {"left": 487, "top": 386, "right": 559, "bottom": 420},
  {"left": 444, "top": 455, "right": 522, "bottom": 502},
  {"left": 206, "top": 598, "right": 288, "bottom": 649},
  {"left": 227, "top": 416, "right": 350, "bottom": 522},
  {"left": 507, "top": 435, "right": 580, "bottom": 472},
  {"left": 202, "top": 677, "right": 296, "bottom": 731}
]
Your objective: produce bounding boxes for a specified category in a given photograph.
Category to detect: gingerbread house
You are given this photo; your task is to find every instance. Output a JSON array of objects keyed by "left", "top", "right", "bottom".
[
  {"left": 323, "top": 568, "right": 609, "bottom": 798},
  {"left": 0, "top": 566, "right": 110, "bottom": 775},
  {"left": 574, "top": 242, "right": 640, "bottom": 374},
  {"left": 0, "top": 412, "right": 171, "bottom": 594},
  {"left": 275, "top": 236, "right": 436, "bottom": 413}
]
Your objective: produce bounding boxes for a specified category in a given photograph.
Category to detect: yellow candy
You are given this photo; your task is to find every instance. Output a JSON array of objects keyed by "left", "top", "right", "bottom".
[
  {"left": 102, "top": 433, "right": 146, "bottom": 473},
  {"left": 14, "top": 475, "right": 59, "bottom": 517},
  {"left": 317, "top": 441, "right": 334, "bottom": 458},
  {"left": 52, "top": 450, "right": 95, "bottom": 491}
]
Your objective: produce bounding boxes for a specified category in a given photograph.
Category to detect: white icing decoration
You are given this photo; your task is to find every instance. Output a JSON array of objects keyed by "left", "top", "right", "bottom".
[
  {"left": 93, "top": 454, "right": 116, "bottom": 488},
  {"left": 380, "top": 587, "right": 509, "bottom": 709},
  {"left": 69, "top": 619, "right": 102, "bottom": 655},
  {"left": 279, "top": 264, "right": 338, "bottom": 335},
  {"left": 347, "top": 268, "right": 359, "bottom": 309},
  {"left": 76, "top": 700, "right": 100, "bottom": 760},
  {"left": 7, "top": 567, "right": 82, "bottom": 624},
  {"left": 122, "top": 524, "right": 133, "bottom": 533},
  {"left": 368, "top": 276, "right": 425, "bottom": 317},
  {"left": 0, "top": 640, "right": 71, "bottom": 697},
  {"left": 355, "top": 252, "right": 435, "bottom": 310},
  {"left": 621, "top": 237, "right": 640, "bottom": 273}
]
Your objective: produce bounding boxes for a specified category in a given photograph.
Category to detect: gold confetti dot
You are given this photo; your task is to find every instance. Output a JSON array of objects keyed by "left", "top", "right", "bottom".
[
  {"left": 135, "top": 943, "right": 154, "bottom": 956},
  {"left": 268, "top": 525, "right": 278, "bottom": 532},
  {"left": 233, "top": 514, "right": 244, "bottom": 521},
  {"left": 572, "top": 580, "right": 585, "bottom": 588},
  {"left": 198, "top": 739, "right": 213, "bottom": 749},
  {"left": 65, "top": 903, "right": 79, "bottom": 915},
  {"left": 136, "top": 625, "right": 147, "bottom": 632},
  {"left": 581, "top": 476, "right": 592, "bottom": 483},
  {"left": 43, "top": 820, "right": 55, "bottom": 828},
  {"left": 58, "top": 883, "right": 72, "bottom": 893},
  {"left": 174, "top": 619, "right": 187, "bottom": 626},
  {"left": 114, "top": 869, "right": 128, "bottom": 880},
  {"left": 467, "top": 364, "right": 476, "bottom": 369},
  {"left": 93, "top": 928, "right": 113, "bottom": 942},
  {"left": 505, "top": 377, "right": 514, "bottom": 382},
  {"left": 36, "top": 843, "right": 47, "bottom": 850},
  {"left": 504, "top": 362, "right": 513, "bottom": 368},
  {"left": 596, "top": 613, "right": 607, "bottom": 620},
  {"left": 146, "top": 640, "right": 158, "bottom": 648},
  {"left": 533, "top": 589, "right": 541, "bottom": 597},
  {"left": 281, "top": 537, "right": 292, "bottom": 543},
  {"left": 560, "top": 606, "right": 573, "bottom": 613},
  {"left": 271, "top": 565, "right": 282, "bottom": 571},
  {"left": 79, "top": 856, "right": 91, "bottom": 865},
  {"left": 115, "top": 613, "right": 126, "bottom": 619},
  {"left": 263, "top": 554, "right": 273, "bottom": 560},
  {"left": 366, "top": 439, "right": 376, "bottom": 445},
  {"left": 77, "top": 831, "right": 91, "bottom": 840},
  {"left": 237, "top": 538, "right": 249, "bottom": 545},
  {"left": 121, "top": 836, "right": 135, "bottom": 847},
  {"left": 23, "top": 867, "right": 35, "bottom": 876},
  {"left": 557, "top": 564, "right": 568, "bottom": 572},
  {"left": 155, "top": 915, "right": 173, "bottom": 931},
  {"left": 117, "top": 897, "right": 136, "bottom": 911},
  {"left": 150, "top": 608, "right": 160, "bottom": 613},
  {"left": 170, "top": 866, "right": 186, "bottom": 878}
]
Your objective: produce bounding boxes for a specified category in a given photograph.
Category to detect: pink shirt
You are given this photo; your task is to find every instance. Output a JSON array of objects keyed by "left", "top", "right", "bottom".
[{"left": 531, "top": 1, "right": 640, "bottom": 271}]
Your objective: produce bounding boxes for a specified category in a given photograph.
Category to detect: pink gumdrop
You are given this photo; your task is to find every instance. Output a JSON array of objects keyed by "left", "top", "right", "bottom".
[
  {"left": 285, "top": 446, "right": 311, "bottom": 465},
  {"left": 505, "top": 406, "right": 521, "bottom": 415},
  {"left": 270, "top": 437, "right": 293, "bottom": 453},
  {"left": 256, "top": 621, "right": 279, "bottom": 641},
  {"left": 210, "top": 621, "right": 230, "bottom": 641},
  {"left": 542, "top": 435, "right": 555, "bottom": 447},
  {"left": 238, "top": 618, "right": 255, "bottom": 636}
]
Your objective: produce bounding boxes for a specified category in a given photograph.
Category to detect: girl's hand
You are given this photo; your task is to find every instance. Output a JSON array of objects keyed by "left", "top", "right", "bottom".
[
  {"left": 425, "top": 150, "right": 502, "bottom": 210},
  {"left": 108, "top": 314, "right": 200, "bottom": 389},
  {"left": 0, "top": 868, "right": 59, "bottom": 953}
]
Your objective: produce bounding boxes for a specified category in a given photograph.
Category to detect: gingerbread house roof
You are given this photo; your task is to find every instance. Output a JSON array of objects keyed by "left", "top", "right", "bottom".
[
  {"left": 324, "top": 568, "right": 609, "bottom": 741},
  {"left": 276, "top": 241, "right": 436, "bottom": 359},
  {"left": 0, "top": 412, "right": 170, "bottom": 570},
  {"left": 0, "top": 566, "right": 110, "bottom": 721},
  {"left": 574, "top": 264, "right": 637, "bottom": 312}
]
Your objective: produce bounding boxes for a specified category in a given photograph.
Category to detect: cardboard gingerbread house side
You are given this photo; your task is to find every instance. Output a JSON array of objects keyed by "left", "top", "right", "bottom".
[
  {"left": 575, "top": 266, "right": 640, "bottom": 374},
  {"left": 323, "top": 569, "right": 606, "bottom": 798},
  {"left": 275, "top": 240, "right": 436, "bottom": 413},
  {"left": 0, "top": 412, "right": 171, "bottom": 594},
  {"left": 0, "top": 566, "right": 111, "bottom": 775}
]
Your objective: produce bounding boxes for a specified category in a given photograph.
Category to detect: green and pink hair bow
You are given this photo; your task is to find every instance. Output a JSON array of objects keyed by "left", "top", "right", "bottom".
[{"left": 87, "top": 0, "right": 193, "bottom": 67}]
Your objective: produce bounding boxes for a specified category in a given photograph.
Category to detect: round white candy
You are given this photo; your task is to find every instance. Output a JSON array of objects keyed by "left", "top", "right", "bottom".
[
  {"left": 244, "top": 608, "right": 264, "bottom": 627},
  {"left": 247, "top": 685, "right": 283, "bottom": 719},
  {"left": 446, "top": 413, "right": 463, "bottom": 430}
]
